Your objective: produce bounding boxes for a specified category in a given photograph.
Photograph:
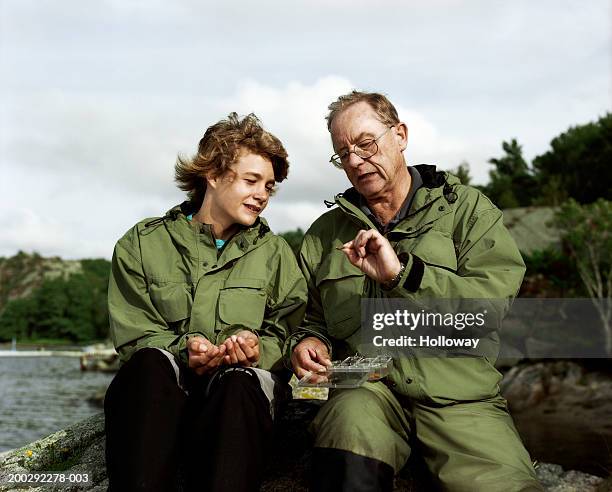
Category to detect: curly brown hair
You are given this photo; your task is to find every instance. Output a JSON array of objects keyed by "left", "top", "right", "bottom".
[
  {"left": 326, "top": 91, "right": 400, "bottom": 132},
  {"left": 175, "top": 112, "right": 289, "bottom": 207}
]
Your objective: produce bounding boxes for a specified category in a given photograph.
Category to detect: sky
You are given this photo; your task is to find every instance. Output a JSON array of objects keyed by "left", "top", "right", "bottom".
[{"left": 1, "top": 0, "right": 610, "bottom": 259}]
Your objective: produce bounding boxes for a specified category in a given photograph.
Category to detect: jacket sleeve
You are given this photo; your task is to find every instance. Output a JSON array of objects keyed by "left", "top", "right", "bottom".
[
  {"left": 387, "top": 194, "right": 525, "bottom": 323},
  {"left": 248, "top": 239, "right": 308, "bottom": 371},
  {"left": 108, "top": 234, "right": 202, "bottom": 364},
  {"left": 283, "top": 231, "right": 334, "bottom": 361}
]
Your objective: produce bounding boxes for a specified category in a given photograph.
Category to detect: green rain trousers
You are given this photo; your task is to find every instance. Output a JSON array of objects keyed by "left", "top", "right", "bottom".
[{"left": 289, "top": 166, "right": 543, "bottom": 491}]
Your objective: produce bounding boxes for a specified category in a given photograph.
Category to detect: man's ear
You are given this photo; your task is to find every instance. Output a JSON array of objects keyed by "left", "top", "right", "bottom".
[{"left": 396, "top": 122, "right": 408, "bottom": 152}]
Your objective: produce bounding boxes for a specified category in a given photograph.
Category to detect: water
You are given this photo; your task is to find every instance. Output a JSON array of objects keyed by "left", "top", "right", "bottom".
[{"left": 0, "top": 357, "right": 114, "bottom": 452}]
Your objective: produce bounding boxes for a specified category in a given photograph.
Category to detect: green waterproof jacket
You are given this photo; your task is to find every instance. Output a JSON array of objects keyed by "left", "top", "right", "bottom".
[
  {"left": 108, "top": 202, "right": 307, "bottom": 372},
  {"left": 289, "top": 165, "right": 526, "bottom": 404}
]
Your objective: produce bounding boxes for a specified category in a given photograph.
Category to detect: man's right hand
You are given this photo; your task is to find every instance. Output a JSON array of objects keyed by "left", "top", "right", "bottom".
[
  {"left": 291, "top": 336, "right": 332, "bottom": 379},
  {"left": 187, "top": 336, "right": 227, "bottom": 376}
]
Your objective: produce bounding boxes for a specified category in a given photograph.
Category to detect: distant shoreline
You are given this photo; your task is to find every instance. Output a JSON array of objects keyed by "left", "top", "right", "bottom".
[
  {"left": 0, "top": 341, "right": 114, "bottom": 357},
  {"left": 0, "top": 340, "right": 107, "bottom": 349},
  {"left": 0, "top": 350, "right": 83, "bottom": 357}
]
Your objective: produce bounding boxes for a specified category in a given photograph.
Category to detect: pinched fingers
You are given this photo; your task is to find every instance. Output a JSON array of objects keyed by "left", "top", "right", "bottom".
[
  {"left": 338, "top": 239, "right": 360, "bottom": 264},
  {"left": 353, "top": 229, "right": 385, "bottom": 256},
  {"left": 339, "top": 229, "right": 381, "bottom": 264},
  {"left": 353, "top": 229, "right": 370, "bottom": 258}
]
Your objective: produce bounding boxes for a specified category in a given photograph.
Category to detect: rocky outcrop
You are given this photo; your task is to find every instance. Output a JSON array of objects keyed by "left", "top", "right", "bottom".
[
  {"left": 0, "top": 413, "right": 107, "bottom": 491},
  {"left": 503, "top": 206, "right": 560, "bottom": 255},
  {"left": 502, "top": 361, "right": 612, "bottom": 482},
  {"left": 536, "top": 463, "right": 610, "bottom": 492},
  {"left": 501, "top": 360, "right": 612, "bottom": 413},
  {"left": 0, "top": 252, "right": 82, "bottom": 312},
  {"left": 1, "top": 400, "right": 607, "bottom": 491}
]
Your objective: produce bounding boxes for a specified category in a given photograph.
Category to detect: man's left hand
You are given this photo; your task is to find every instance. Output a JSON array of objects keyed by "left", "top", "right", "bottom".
[{"left": 338, "top": 229, "right": 402, "bottom": 285}]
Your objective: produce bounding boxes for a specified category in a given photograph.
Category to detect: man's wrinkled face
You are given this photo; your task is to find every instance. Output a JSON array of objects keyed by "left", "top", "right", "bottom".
[{"left": 330, "top": 101, "right": 407, "bottom": 199}]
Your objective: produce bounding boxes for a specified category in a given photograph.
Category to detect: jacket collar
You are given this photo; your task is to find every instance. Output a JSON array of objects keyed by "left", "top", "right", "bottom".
[
  {"left": 144, "top": 201, "right": 272, "bottom": 256},
  {"left": 331, "top": 165, "right": 460, "bottom": 233}
]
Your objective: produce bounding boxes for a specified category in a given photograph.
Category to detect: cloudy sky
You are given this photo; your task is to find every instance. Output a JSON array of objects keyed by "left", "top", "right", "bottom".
[{"left": 1, "top": 0, "right": 609, "bottom": 259}]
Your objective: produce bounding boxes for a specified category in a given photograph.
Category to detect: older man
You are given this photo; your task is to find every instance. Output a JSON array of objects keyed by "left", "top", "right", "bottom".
[{"left": 289, "top": 91, "right": 543, "bottom": 491}]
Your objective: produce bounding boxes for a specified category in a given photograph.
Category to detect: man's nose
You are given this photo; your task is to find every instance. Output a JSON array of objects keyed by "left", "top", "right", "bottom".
[{"left": 346, "top": 150, "right": 365, "bottom": 167}]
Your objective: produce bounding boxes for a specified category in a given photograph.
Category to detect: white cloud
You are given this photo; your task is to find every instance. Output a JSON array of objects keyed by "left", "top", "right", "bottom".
[
  {"left": 1, "top": 75, "right": 466, "bottom": 255},
  {"left": 395, "top": 108, "right": 469, "bottom": 171},
  {"left": 1, "top": 1, "right": 609, "bottom": 258},
  {"left": 0, "top": 208, "right": 85, "bottom": 258}
]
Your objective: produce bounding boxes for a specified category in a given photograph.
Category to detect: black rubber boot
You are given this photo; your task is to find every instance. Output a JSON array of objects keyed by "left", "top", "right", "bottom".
[{"left": 310, "top": 447, "right": 395, "bottom": 492}]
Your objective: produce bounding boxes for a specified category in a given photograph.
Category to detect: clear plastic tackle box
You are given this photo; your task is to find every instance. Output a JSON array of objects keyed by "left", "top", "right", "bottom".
[{"left": 297, "top": 355, "right": 393, "bottom": 389}]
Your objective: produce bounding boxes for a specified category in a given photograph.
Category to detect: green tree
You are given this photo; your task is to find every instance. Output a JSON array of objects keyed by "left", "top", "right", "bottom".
[
  {"left": 0, "top": 254, "right": 111, "bottom": 343},
  {"left": 482, "top": 139, "right": 537, "bottom": 209},
  {"left": 31, "top": 278, "right": 70, "bottom": 339},
  {"left": 280, "top": 228, "right": 305, "bottom": 257},
  {"left": 64, "top": 274, "right": 96, "bottom": 341},
  {"left": 81, "top": 259, "right": 111, "bottom": 339},
  {"left": 0, "top": 297, "right": 36, "bottom": 341},
  {"left": 552, "top": 199, "right": 612, "bottom": 355},
  {"left": 448, "top": 161, "right": 471, "bottom": 185},
  {"left": 520, "top": 247, "right": 584, "bottom": 298},
  {"left": 533, "top": 113, "right": 612, "bottom": 205}
]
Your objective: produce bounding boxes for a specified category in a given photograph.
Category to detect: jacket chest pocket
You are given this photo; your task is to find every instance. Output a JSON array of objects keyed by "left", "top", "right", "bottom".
[
  {"left": 316, "top": 252, "right": 365, "bottom": 340},
  {"left": 149, "top": 278, "right": 193, "bottom": 323},
  {"left": 399, "top": 229, "right": 458, "bottom": 272},
  {"left": 217, "top": 278, "right": 267, "bottom": 329}
]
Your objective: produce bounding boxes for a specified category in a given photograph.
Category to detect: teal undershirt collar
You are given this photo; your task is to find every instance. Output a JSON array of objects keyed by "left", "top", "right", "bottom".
[{"left": 186, "top": 214, "right": 225, "bottom": 250}]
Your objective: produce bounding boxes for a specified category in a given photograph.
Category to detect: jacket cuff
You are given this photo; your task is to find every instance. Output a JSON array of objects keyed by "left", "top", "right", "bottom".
[{"left": 388, "top": 253, "right": 425, "bottom": 296}]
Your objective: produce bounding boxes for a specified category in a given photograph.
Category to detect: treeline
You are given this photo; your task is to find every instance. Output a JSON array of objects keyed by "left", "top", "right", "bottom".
[
  {"left": 0, "top": 259, "right": 110, "bottom": 343},
  {"left": 452, "top": 113, "right": 611, "bottom": 208},
  {"left": 446, "top": 115, "right": 612, "bottom": 303}
]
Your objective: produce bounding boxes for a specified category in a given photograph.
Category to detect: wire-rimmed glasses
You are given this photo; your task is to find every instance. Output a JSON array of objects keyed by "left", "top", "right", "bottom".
[{"left": 329, "top": 126, "right": 394, "bottom": 168}]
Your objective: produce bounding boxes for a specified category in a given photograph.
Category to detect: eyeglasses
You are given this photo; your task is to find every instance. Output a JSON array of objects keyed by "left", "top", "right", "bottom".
[{"left": 329, "top": 126, "right": 394, "bottom": 168}]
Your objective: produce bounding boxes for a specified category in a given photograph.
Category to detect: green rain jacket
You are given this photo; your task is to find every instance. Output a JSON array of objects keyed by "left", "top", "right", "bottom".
[
  {"left": 289, "top": 165, "right": 526, "bottom": 404},
  {"left": 108, "top": 202, "right": 307, "bottom": 372}
]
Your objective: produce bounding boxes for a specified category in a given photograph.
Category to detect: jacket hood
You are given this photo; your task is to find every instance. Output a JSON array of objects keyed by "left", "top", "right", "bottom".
[
  {"left": 331, "top": 164, "right": 460, "bottom": 209},
  {"left": 416, "top": 164, "right": 461, "bottom": 188}
]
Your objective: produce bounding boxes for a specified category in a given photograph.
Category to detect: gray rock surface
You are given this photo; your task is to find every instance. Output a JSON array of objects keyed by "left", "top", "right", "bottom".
[
  {"left": 0, "top": 413, "right": 107, "bottom": 491},
  {"left": 500, "top": 361, "right": 612, "bottom": 483},
  {"left": 1, "top": 400, "right": 608, "bottom": 491},
  {"left": 536, "top": 463, "right": 609, "bottom": 492},
  {"left": 501, "top": 361, "right": 612, "bottom": 412}
]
